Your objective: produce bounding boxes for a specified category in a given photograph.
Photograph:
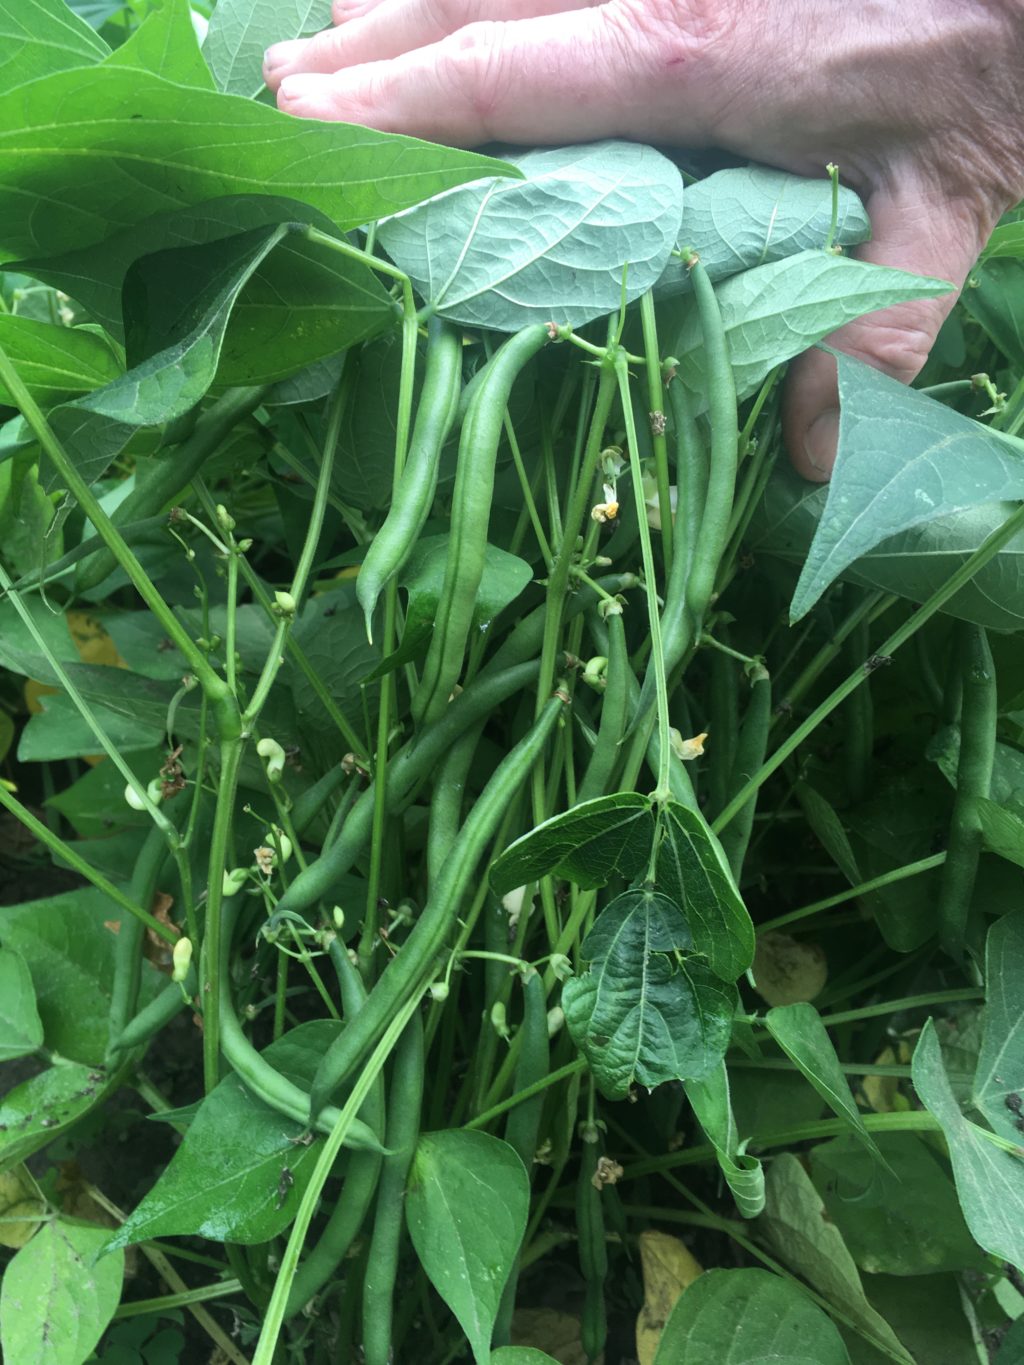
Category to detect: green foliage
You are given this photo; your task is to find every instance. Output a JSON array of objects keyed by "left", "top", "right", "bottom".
[{"left": 0, "top": 4, "right": 1022, "bottom": 1360}]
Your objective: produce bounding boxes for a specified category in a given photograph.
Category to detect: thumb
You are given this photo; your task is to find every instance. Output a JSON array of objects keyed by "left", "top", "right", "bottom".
[{"left": 783, "top": 176, "right": 981, "bottom": 482}]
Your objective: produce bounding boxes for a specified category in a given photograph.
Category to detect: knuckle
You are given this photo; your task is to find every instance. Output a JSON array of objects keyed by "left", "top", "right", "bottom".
[{"left": 435, "top": 21, "right": 514, "bottom": 132}]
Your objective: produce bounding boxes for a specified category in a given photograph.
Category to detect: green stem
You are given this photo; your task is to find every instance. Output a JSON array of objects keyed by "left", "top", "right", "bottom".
[
  {"left": 201, "top": 740, "right": 243, "bottom": 1093},
  {"left": 0, "top": 784, "right": 176, "bottom": 942},
  {"left": 113, "top": 1280, "right": 243, "bottom": 1320},
  {"left": 616, "top": 353, "right": 672, "bottom": 800},
  {"left": 713, "top": 501, "right": 1024, "bottom": 833},
  {"left": 465, "top": 1058, "right": 587, "bottom": 1131},
  {"left": 639, "top": 291, "right": 673, "bottom": 573},
  {"left": 756, "top": 852, "right": 946, "bottom": 933}
]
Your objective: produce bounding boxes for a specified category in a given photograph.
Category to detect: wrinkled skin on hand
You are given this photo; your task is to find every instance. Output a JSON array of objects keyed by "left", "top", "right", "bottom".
[{"left": 265, "top": 1, "right": 1024, "bottom": 478}]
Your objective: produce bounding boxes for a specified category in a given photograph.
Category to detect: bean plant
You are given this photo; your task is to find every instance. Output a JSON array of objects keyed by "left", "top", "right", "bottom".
[{"left": 2, "top": 2, "right": 1024, "bottom": 1363}]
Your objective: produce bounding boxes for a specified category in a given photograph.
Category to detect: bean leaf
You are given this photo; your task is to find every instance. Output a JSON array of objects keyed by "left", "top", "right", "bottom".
[
  {"left": 656, "top": 163, "right": 870, "bottom": 297},
  {"left": 790, "top": 353, "right": 1024, "bottom": 622},
  {"left": 0, "top": 1063, "right": 120, "bottom": 1175},
  {"left": 0, "top": 946, "right": 44, "bottom": 1063},
  {"left": 0, "top": 317, "right": 121, "bottom": 407},
  {"left": 671, "top": 253, "right": 950, "bottom": 412},
  {"left": 974, "top": 910, "right": 1024, "bottom": 1142},
  {"left": 684, "top": 1062, "right": 765, "bottom": 1218},
  {"left": 654, "top": 801, "right": 754, "bottom": 981},
  {"left": 489, "top": 792, "right": 655, "bottom": 897},
  {"left": 103, "top": 0, "right": 215, "bottom": 89},
  {"left": 205, "top": 0, "right": 332, "bottom": 97},
  {"left": 563, "top": 887, "right": 734, "bottom": 1099},
  {"left": 653, "top": 1267, "right": 851, "bottom": 1365},
  {"left": 106, "top": 1022, "right": 341, "bottom": 1247},
  {"left": 751, "top": 463, "right": 1024, "bottom": 632},
  {"left": 0, "top": 1219, "right": 124, "bottom": 1365},
  {"left": 913, "top": 1017, "right": 1024, "bottom": 1269},
  {"left": 765, "top": 1003, "right": 882, "bottom": 1161},
  {"left": 0, "top": 0, "right": 108, "bottom": 96},
  {"left": 378, "top": 141, "right": 683, "bottom": 332},
  {"left": 0, "top": 65, "right": 516, "bottom": 263},
  {"left": 406, "top": 1130, "right": 529, "bottom": 1365}
]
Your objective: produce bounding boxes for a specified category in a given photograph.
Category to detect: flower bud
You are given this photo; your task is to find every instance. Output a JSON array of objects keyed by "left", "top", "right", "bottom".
[
  {"left": 256, "top": 737, "right": 286, "bottom": 783},
  {"left": 172, "top": 937, "right": 193, "bottom": 984},
  {"left": 222, "top": 867, "right": 249, "bottom": 896},
  {"left": 428, "top": 981, "right": 450, "bottom": 1002}
]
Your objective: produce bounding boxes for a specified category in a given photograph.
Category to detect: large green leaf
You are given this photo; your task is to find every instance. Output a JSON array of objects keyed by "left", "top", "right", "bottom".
[
  {"left": 0, "top": 65, "right": 516, "bottom": 264},
  {"left": 0, "top": 1062, "right": 120, "bottom": 1174},
  {"left": 671, "top": 253, "right": 950, "bottom": 412},
  {"left": 656, "top": 164, "right": 870, "bottom": 297},
  {"left": 107, "top": 1022, "right": 341, "bottom": 1248},
  {"left": 0, "top": 946, "right": 44, "bottom": 1063},
  {"left": 0, "top": 888, "right": 126, "bottom": 1063},
  {"left": 0, "top": 0, "right": 108, "bottom": 95},
  {"left": 17, "top": 195, "right": 393, "bottom": 382},
  {"left": 562, "top": 887, "right": 733, "bottom": 1099},
  {"left": 978, "top": 798, "right": 1024, "bottom": 869},
  {"left": 757, "top": 1155, "right": 914, "bottom": 1363},
  {"left": 0, "top": 316, "right": 121, "bottom": 407},
  {"left": 684, "top": 1063, "right": 764, "bottom": 1217},
  {"left": 0, "top": 1219, "right": 124, "bottom": 1365},
  {"left": 912, "top": 1017, "right": 1024, "bottom": 1269},
  {"left": 809, "top": 1134, "right": 985, "bottom": 1276},
  {"left": 378, "top": 141, "right": 683, "bottom": 331},
  {"left": 406, "top": 1130, "right": 529, "bottom": 1365},
  {"left": 653, "top": 1267, "right": 851, "bottom": 1365},
  {"left": 974, "top": 910, "right": 1024, "bottom": 1142},
  {"left": 654, "top": 801, "right": 754, "bottom": 981},
  {"left": 751, "top": 465, "right": 1024, "bottom": 632},
  {"left": 790, "top": 354, "right": 1024, "bottom": 622},
  {"left": 205, "top": 0, "right": 332, "bottom": 97},
  {"left": 490, "top": 793, "right": 655, "bottom": 897},
  {"left": 30, "top": 223, "right": 371, "bottom": 489},
  {"left": 103, "top": 0, "right": 215, "bottom": 89},
  {"left": 765, "top": 1003, "right": 881, "bottom": 1159}
]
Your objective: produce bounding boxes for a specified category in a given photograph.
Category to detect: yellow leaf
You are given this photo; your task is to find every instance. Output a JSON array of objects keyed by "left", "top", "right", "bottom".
[
  {"left": 752, "top": 931, "right": 828, "bottom": 1006},
  {"left": 0, "top": 1165, "right": 45, "bottom": 1249},
  {"left": 512, "top": 1307, "right": 590, "bottom": 1365},
  {"left": 636, "top": 1228, "right": 703, "bottom": 1365}
]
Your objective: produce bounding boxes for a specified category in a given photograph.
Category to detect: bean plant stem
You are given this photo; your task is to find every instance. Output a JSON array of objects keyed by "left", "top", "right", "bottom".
[
  {"left": 713, "top": 500, "right": 1024, "bottom": 833},
  {"left": 639, "top": 291, "right": 674, "bottom": 572},
  {"left": 756, "top": 851, "right": 947, "bottom": 933}
]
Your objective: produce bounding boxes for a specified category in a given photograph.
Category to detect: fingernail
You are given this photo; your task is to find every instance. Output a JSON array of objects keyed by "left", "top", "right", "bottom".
[
  {"left": 803, "top": 408, "right": 840, "bottom": 475},
  {"left": 263, "top": 39, "right": 306, "bottom": 76}
]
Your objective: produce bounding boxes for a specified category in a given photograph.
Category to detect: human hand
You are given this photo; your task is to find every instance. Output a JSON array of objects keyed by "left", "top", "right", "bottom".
[{"left": 264, "top": 1, "right": 1024, "bottom": 479}]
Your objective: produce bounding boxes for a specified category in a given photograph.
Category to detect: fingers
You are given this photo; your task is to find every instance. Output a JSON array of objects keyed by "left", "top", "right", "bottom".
[
  {"left": 274, "top": 6, "right": 670, "bottom": 145},
  {"left": 263, "top": 0, "right": 597, "bottom": 90},
  {"left": 783, "top": 173, "right": 982, "bottom": 481}
]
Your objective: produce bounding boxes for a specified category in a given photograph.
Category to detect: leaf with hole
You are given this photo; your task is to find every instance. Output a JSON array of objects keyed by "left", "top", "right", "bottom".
[
  {"left": 378, "top": 141, "right": 683, "bottom": 331},
  {"left": 406, "top": 1130, "right": 529, "bottom": 1365},
  {"left": 563, "top": 887, "right": 733, "bottom": 1099}
]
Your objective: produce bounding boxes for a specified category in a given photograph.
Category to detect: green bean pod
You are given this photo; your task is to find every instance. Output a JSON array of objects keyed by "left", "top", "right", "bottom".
[
  {"left": 361, "top": 1011, "right": 424, "bottom": 1365},
  {"left": 273, "top": 660, "right": 541, "bottom": 921},
  {"left": 310, "top": 691, "right": 568, "bottom": 1117},
  {"left": 576, "top": 1119, "right": 608, "bottom": 1365},
  {"left": 578, "top": 610, "right": 631, "bottom": 804},
  {"left": 938, "top": 624, "right": 996, "bottom": 959},
  {"left": 290, "top": 763, "right": 350, "bottom": 840},
  {"left": 357, "top": 318, "right": 463, "bottom": 638},
  {"left": 426, "top": 723, "right": 481, "bottom": 888},
  {"left": 494, "top": 970, "right": 550, "bottom": 1345},
  {"left": 284, "top": 940, "right": 386, "bottom": 1318},
  {"left": 719, "top": 665, "right": 771, "bottom": 880},
  {"left": 412, "top": 324, "right": 550, "bottom": 726},
  {"left": 107, "top": 969, "right": 194, "bottom": 1059},
  {"left": 105, "top": 823, "right": 168, "bottom": 1067},
  {"left": 681, "top": 255, "right": 739, "bottom": 628},
  {"left": 74, "top": 386, "right": 267, "bottom": 594},
  {"left": 216, "top": 899, "right": 385, "bottom": 1152}
]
